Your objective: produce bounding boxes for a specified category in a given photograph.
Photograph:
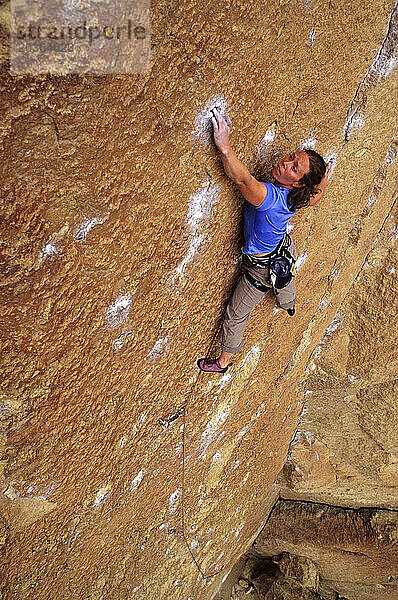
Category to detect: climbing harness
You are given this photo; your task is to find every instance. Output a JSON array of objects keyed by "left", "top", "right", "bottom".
[
  {"left": 241, "top": 232, "right": 289, "bottom": 268},
  {"left": 242, "top": 233, "right": 296, "bottom": 293},
  {"left": 244, "top": 271, "right": 271, "bottom": 293}
]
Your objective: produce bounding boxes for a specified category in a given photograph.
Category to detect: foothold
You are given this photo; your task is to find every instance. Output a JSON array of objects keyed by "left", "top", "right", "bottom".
[
  {"left": 112, "top": 330, "right": 133, "bottom": 352},
  {"left": 74, "top": 216, "right": 104, "bottom": 241},
  {"left": 106, "top": 294, "right": 134, "bottom": 328},
  {"left": 148, "top": 337, "right": 168, "bottom": 359}
]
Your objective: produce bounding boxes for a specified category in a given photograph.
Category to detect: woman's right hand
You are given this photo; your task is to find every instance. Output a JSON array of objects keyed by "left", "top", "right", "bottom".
[{"left": 211, "top": 108, "right": 232, "bottom": 153}]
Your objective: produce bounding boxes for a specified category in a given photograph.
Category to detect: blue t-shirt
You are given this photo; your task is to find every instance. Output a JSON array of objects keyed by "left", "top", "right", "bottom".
[{"left": 242, "top": 183, "right": 295, "bottom": 254}]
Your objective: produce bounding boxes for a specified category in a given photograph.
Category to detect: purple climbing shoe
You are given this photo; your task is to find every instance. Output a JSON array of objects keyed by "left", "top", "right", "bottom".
[{"left": 197, "top": 358, "right": 232, "bottom": 373}]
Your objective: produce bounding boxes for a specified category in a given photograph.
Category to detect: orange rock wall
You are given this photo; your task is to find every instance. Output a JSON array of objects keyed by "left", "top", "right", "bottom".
[
  {"left": 1, "top": 0, "right": 397, "bottom": 598},
  {"left": 253, "top": 500, "right": 398, "bottom": 600},
  {"left": 279, "top": 198, "right": 398, "bottom": 509}
]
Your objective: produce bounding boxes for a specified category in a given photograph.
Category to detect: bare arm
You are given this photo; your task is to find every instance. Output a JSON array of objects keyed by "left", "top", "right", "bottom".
[{"left": 212, "top": 109, "right": 267, "bottom": 207}]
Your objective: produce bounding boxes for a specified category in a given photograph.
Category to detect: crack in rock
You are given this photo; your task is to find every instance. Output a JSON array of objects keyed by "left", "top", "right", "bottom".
[
  {"left": 348, "top": 139, "right": 398, "bottom": 246},
  {"left": 344, "top": 3, "right": 398, "bottom": 142}
]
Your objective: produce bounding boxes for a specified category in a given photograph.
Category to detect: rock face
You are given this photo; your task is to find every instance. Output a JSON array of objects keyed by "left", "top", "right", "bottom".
[
  {"left": 251, "top": 500, "right": 398, "bottom": 600},
  {"left": 278, "top": 195, "right": 398, "bottom": 510},
  {"left": 218, "top": 178, "right": 398, "bottom": 599},
  {"left": 1, "top": 1, "right": 397, "bottom": 599},
  {"left": 223, "top": 500, "right": 398, "bottom": 600}
]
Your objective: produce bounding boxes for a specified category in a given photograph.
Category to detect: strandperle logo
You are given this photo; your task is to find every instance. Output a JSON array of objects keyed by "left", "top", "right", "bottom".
[
  {"left": 10, "top": 0, "right": 150, "bottom": 75},
  {"left": 15, "top": 19, "right": 147, "bottom": 46}
]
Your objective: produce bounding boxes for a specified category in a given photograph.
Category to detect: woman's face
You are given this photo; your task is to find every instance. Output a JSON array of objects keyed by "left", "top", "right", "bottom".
[{"left": 272, "top": 151, "right": 310, "bottom": 189}]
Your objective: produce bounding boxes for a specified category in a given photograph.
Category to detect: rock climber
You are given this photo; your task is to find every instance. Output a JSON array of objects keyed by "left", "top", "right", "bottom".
[{"left": 197, "top": 108, "right": 331, "bottom": 373}]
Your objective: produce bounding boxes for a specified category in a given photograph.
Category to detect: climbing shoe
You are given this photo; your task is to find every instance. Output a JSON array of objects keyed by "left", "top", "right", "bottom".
[
  {"left": 287, "top": 307, "right": 295, "bottom": 316},
  {"left": 197, "top": 358, "right": 232, "bottom": 373}
]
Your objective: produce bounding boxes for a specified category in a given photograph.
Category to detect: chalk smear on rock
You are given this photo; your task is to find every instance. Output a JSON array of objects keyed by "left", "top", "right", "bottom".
[
  {"left": 168, "top": 177, "right": 221, "bottom": 288},
  {"left": 192, "top": 94, "right": 230, "bottom": 146},
  {"left": 106, "top": 294, "right": 134, "bottom": 328}
]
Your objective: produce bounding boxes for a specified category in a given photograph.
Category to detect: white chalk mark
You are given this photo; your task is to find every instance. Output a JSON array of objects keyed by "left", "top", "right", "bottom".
[
  {"left": 192, "top": 95, "right": 230, "bottom": 146},
  {"left": 301, "top": 134, "right": 317, "bottom": 150},
  {"left": 74, "top": 217, "right": 104, "bottom": 241},
  {"left": 131, "top": 470, "right": 145, "bottom": 492},
  {"left": 218, "top": 372, "right": 233, "bottom": 388},
  {"left": 242, "top": 472, "right": 250, "bottom": 485},
  {"left": 368, "top": 12, "right": 398, "bottom": 79},
  {"left": 328, "top": 267, "right": 340, "bottom": 283},
  {"left": 344, "top": 7, "right": 397, "bottom": 141},
  {"left": 112, "top": 330, "right": 133, "bottom": 352},
  {"left": 222, "top": 571, "right": 230, "bottom": 584},
  {"left": 93, "top": 486, "right": 111, "bottom": 507},
  {"left": 295, "top": 252, "right": 307, "bottom": 271},
  {"left": 106, "top": 294, "right": 134, "bottom": 328},
  {"left": 388, "top": 226, "right": 398, "bottom": 240},
  {"left": 211, "top": 451, "right": 222, "bottom": 465},
  {"left": 318, "top": 297, "right": 328, "bottom": 311},
  {"left": 168, "top": 178, "right": 221, "bottom": 287},
  {"left": 256, "top": 123, "right": 276, "bottom": 161},
  {"left": 344, "top": 113, "right": 365, "bottom": 141},
  {"left": 169, "top": 488, "right": 182, "bottom": 512},
  {"left": 238, "top": 425, "right": 249, "bottom": 438},
  {"left": 310, "top": 311, "right": 345, "bottom": 360},
  {"left": 324, "top": 312, "right": 345, "bottom": 336},
  {"left": 241, "top": 345, "right": 261, "bottom": 371},
  {"left": 22, "top": 480, "right": 56, "bottom": 500},
  {"left": 148, "top": 337, "right": 168, "bottom": 359},
  {"left": 324, "top": 151, "right": 338, "bottom": 178},
  {"left": 119, "top": 436, "right": 127, "bottom": 448},
  {"left": 309, "top": 27, "right": 316, "bottom": 45},
  {"left": 39, "top": 241, "right": 60, "bottom": 262},
  {"left": 199, "top": 404, "right": 232, "bottom": 459}
]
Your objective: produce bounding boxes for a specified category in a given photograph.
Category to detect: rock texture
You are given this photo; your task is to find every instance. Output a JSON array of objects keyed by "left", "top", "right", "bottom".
[
  {"left": 278, "top": 167, "right": 398, "bottom": 511},
  {"left": 221, "top": 500, "right": 398, "bottom": 600},
  {"left": 250, "top": 500, "right": 398, "bottom": 600},
  {"left": 1, "top": 0, "right": 397, "bottom": 599}
]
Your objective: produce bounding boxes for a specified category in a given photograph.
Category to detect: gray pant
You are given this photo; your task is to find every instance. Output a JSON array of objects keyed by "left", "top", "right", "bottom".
[{"left": 221, "top": 237, "right": 297, "bottom": 354}]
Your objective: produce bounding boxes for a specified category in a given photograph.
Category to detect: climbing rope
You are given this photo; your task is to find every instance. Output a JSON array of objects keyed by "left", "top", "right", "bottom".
[{"left": 162, "top": 319, "right": 227, "bottom": 580}]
